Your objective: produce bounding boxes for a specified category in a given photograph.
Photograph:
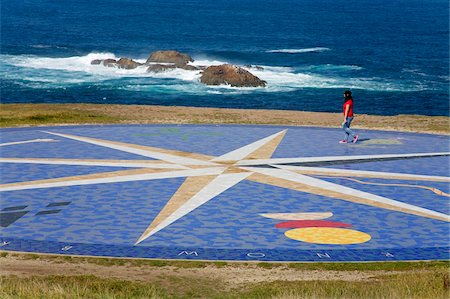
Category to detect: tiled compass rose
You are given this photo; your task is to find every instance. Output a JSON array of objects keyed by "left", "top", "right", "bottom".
[{"left": 0, "top": 125, "right": 449, "bottom": 261}]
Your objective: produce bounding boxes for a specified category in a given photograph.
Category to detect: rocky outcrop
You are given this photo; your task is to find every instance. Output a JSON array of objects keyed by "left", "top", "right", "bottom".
[
  {"left": 116, "top": 58, "right": 142, "bottom": 69},
  {"left": 145, "top": 50, "right": 198, "bottom": 72},
  {"left": 146, "top": 50, "right": 193, "bottom": 66},
  {"left": 200, "top": 64, "right": 266, "bottom": 87},
  {"left": 146, "top": 64, "right": 176, "bottom": 73},
  {"left": 178, "top": 64, "right": 199, "bottom": 71},
  {"left": 90, "top": 52, "right": 267, "bottom": 88},
  {"left": 91, "top": 58, "right": 142, "bottom": 69},
  {"left": 146, "top": 63, "right": 199, "bottom": 73},
  {"left": 91, "top": 58, "right": 118, "bottom": 67}
]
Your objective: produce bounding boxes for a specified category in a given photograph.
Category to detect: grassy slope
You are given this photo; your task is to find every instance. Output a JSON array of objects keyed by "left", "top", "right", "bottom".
[
  {"left": 1, "top": 103, "right": 449, "bottom": 134},
  {"left": 1, "top": 253, "right": 449, "bottom": 299},
  {"left": 1, "top": 272, "right": 449, "bottom": 299}
]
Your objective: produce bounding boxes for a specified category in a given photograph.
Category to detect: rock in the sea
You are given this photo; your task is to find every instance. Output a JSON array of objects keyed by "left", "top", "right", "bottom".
[
  {"left": 90, "top": 58, "right": 118, "bottom": 67},
  {"left": 103, "top": 59, "right": 118, "bottom": 67},
  {"left": 200, "top": 64, "right": 266, "bottom": 87},
  {"left": 146, "top": 50, "right": 194, "bottom": 66},
  {"left": 147, "top": 62, "right": 199, "bottom": 72},
  {"left": 116, "top": 58, "right": 142, "bottom": 69},
  {"left": 146, "top": 64, "right": 176, "bottom": 73},
  {"left": 178, "top": 64, "right": 199, "bottom": 71},
  {"left": 92, "top": 51, "right": 198, "bottom": 72}
]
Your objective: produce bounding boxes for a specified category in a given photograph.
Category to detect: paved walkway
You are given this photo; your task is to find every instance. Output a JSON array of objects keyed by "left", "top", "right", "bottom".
[{"left": 1, "top": 125, "right": 449, "bottom": 261}]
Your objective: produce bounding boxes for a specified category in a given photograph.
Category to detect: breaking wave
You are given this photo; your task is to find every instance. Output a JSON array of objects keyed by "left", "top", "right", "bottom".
[
  {"left": 266, "top": 47, "right": 331, "bottom": 54},
  {"left": 30, "top": 44, "right": 68, "bottom": 49},
  {"left": 0, "top": 52, "right": 429, "bottom": 93}
]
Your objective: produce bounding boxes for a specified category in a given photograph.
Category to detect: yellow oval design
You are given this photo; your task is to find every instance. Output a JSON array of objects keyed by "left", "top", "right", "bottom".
[{"left": 285, "top": 227, "right": 371, "bottom": 245}]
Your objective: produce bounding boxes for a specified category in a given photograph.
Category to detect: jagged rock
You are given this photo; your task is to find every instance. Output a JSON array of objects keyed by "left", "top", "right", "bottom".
[
  {"left": 147, "top": 62, "right": 199, "bottom": 72},
  {"left": 200, "top": 64, "right": 266, "bottom": 87},
  {"left": 103, "top": 59, "right": 118, "bottom": 67},
  {"left": 116, "top": 58, "right": 142, "bottom": 69},
  {"left": 146, "top": 64, "right": 176, "bottom": 73},
  {"left": 146, "top": 50, "right": 194, "bottom": 66},
  {"left": 90, "top": 58, "right": 118, "bottom": 67},
  {"left": 92, "top": 51, "right": 198, "bottom": 72},
  {"left": 178, "top": 64, "right": 199, "bottom": 71}
]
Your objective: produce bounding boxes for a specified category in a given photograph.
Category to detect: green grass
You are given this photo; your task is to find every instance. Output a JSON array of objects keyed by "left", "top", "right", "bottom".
[
  {"left": 1, "top": 270, "right": 449, "bottom": 299},
  {"left": 3, "top": 253, "right": 448, "bottom": 298},
  {"left": 237, "top": 271, "right": 450, "bottom": 299},
  {"left": 0, "top": 111, "right": 118, "bottom": 127},
  {"left": 21, "top": 254, "right": 40, "bottom": 260},
  {"left": 0, "top": 275, "right": 170, "bottom": 299}
]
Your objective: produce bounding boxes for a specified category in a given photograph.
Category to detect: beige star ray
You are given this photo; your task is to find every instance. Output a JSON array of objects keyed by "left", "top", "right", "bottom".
[
  {"left": 212, "top": 130, "right": 286, "bottom": 161},
  {"left": 136, "top": 172, "right": 252, "bottom": 244},
  {"left": 135, "top": 129, "right": 287, "bottom": 244},
  {"left": 136, "top": 175, "right": 218, "bottom": 244}
]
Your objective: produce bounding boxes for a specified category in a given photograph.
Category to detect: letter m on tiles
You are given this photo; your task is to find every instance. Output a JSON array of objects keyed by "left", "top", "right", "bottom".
[
  {"left": 178, "top": 251, "right": 198, "bottom": 256},
  {"left": 316, "top": 252, "right": 331, "bottom": 259}
]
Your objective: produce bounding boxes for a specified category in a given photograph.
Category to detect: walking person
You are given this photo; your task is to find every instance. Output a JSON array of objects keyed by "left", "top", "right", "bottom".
[{"left": 340, "top": 90, "right": 359, "bottom": 144}]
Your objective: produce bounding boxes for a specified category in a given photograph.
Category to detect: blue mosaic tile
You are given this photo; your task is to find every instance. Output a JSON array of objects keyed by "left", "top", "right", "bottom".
[{"left": 0, "top": 124, "right": 449, "bottom": 261}]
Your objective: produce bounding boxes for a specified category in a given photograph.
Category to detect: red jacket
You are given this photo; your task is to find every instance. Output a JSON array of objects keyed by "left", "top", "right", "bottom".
[{"left": 343, "top": 99, "right": 354, "bottom": 117}]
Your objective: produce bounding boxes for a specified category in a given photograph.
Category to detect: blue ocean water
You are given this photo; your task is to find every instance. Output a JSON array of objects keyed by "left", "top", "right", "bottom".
[{"left": 1, "top": 0, "right": 449, "bottom": 116}]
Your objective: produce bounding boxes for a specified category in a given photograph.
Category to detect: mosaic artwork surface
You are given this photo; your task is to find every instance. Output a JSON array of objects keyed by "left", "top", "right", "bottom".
[{"left": 0, "top": 125, "right": 449, "bottom": 262}]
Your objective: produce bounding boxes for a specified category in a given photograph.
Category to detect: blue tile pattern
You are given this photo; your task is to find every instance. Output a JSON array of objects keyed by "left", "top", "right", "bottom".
[{"left": 0, "top": 124, "right": 449, "bottom": 261}]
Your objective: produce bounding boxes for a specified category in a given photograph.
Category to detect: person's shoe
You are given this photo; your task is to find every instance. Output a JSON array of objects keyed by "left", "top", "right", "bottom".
[
  {"left": 339, "top": 140, "right": 348, "bottom": 144},
  {"left": 352, "top": 135, "right": 359, "bottom": 143}
]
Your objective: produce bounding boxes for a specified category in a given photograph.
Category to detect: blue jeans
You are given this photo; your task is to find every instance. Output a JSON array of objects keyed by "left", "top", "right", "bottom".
[{"left": 342, "top": 117, "right": 356, "bottom": 141}]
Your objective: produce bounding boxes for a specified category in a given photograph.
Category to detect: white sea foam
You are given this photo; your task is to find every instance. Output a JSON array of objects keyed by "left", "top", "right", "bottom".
[
  {"left": 255, "top": 66, "right": 295, "bottom": 72},
  {"left": 266, "top": 47, "right": 331, "bottom": 54},
  {"left": 1, "top": 52, "right": 427, "bottom": 93},
  {"left": 3, "top": 53, "right": 202, "bottom": 81},
  {"left": 401, "top": 68, "right": 431, "bottom": 77},
  {"left": 7, "top": 52, "right": 120, "bottom": 73},
  {"left": 190, "top": 58, "right": 228, "bottom": 67},
  {"left": 299, "top": 64, "right": 363, "bottom": 71},
  {"left": 30, "top": 44, "right": 68, "bottom": 49}
]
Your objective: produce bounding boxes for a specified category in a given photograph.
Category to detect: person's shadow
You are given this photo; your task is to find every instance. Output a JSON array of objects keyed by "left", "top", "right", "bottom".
[{"left": 356, "top": 138, "right": 371, "bottom": 142}]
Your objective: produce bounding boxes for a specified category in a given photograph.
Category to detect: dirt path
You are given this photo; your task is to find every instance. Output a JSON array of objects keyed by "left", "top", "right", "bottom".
[{"left": 0, "top": 254, "right": 404, "bottom": 287}]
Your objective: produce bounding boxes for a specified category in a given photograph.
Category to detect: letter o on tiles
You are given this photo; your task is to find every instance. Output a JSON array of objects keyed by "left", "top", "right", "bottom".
[{"left": 247, "top": 252, "right": 266, "bottom": 258}]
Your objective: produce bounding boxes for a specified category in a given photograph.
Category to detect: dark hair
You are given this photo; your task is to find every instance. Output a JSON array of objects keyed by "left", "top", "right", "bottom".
[{"left": 344, "top": 90, "right": 352, "bottom": 101}]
